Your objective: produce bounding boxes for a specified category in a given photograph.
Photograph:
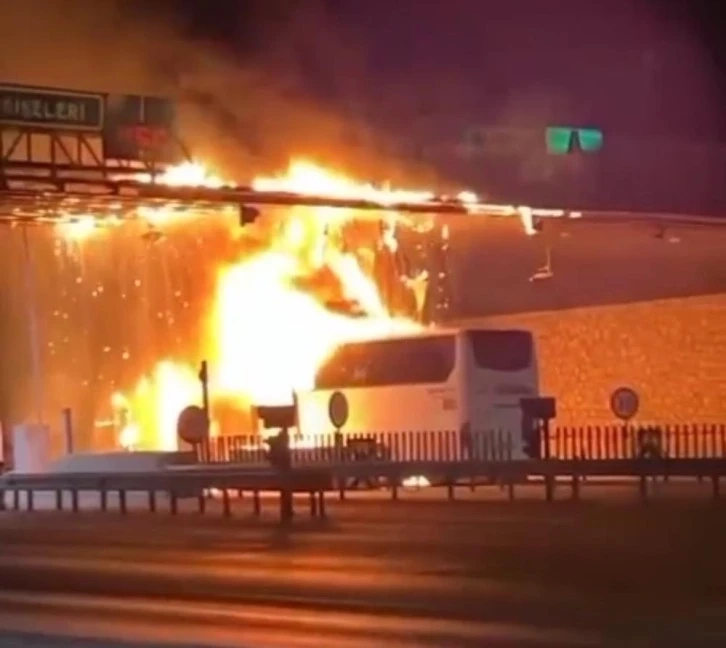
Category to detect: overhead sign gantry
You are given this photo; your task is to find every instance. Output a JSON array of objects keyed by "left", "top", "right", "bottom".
[
  {"left": 1, "top": 82, "right": 720, "bottom": 233},
  {"left": 0, "top": 82, "right": 192, "bottom": 222},
  {"left": 0, "top": 81, "right": 580, "bottom": 236},
  {"left": 0, "top": 82, "right": 498, "bottom": 227},
  {"left": 0, "top": 83, "right": 179, "bottom": 166}
]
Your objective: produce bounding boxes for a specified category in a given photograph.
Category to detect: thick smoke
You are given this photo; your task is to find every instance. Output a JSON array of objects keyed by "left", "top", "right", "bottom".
[
  {"left": 0, "top": 0, "right": 440, "bottom": 183},
  {"left": 0, "top": 0, "right": 444, "bottom": 446}
]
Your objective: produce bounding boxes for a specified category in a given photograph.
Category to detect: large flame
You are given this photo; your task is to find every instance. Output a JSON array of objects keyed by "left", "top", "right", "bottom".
[
  {"left": 56, "top": 161, "right": 233, "bottom": 243},
  {"left": 66, "top": 158, "right": 551, "bottom": 451},
  {"left": 252, "top": 159, "right": 435, "bottom": 206},
  {"left": 99, "top": 159, "right": 427, "bottom": 450}
]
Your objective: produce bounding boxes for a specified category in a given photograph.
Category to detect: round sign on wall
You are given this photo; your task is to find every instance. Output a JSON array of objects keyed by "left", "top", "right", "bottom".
[
  {"left": 328, "top": 391, "right": 349, "bottom": 430},
  {"left": 177, "top": 405, "right": 210, "bottom": 445},
  {"left": 610, "top": 387, "right": 640, "bottom": 421}
]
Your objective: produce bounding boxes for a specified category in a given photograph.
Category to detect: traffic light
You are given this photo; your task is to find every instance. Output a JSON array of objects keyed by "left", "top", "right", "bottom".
[
  {"left": 546, "top": 127, "right": 603, "bottom": 154},
  {"left": 521, "top": 414, "right": 542, "bottom": 459},
  {"left": 520, "top": 397, "right": 556, "bottom": 459},
  {"left": 265, "top": 431, "right": 291, "bottom": 470}
]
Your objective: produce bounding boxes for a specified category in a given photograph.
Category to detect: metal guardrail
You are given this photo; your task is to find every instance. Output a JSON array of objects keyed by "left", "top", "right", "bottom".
[
  {"left": 0, "top": 466, "right": 333, "bottom": 519},
  {"left": 2, "top": 428, "right": 725, "bottom": 522},
  {"left": 328, "top": 457, "right": 726, "bottom": 502},
  {"left": 2, "top": 456, "right": 725, "bottom": 521}
]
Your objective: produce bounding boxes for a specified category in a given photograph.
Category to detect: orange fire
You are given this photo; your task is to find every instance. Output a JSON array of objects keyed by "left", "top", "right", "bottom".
[
  {"left": 252, "top": 159, "right": 435, "bottom": 206},
  {"left": 56, "top": 161, "right": 234, "bottom": 243},
  {"left": 64, "top": 158, "right": 547, "bottom": 451},
  {"left": 102, "top": 160, "right": 428, "bottom": 450}
]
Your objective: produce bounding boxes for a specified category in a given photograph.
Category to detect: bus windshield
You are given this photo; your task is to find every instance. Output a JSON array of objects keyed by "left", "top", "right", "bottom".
[
  {"left": 315, "top": 335, "right": 456, "bottom": 389},
  {"left": 467, "top": 330, "right": 533, "bottom": 372}
]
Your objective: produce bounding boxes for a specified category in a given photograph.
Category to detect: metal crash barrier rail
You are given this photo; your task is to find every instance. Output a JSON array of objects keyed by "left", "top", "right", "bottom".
[
  {"left": 0, "top": 466, "right": 334, "bottom": 520},
  {"left": 1, "top": 456, "right": 725, "bottom": 520}
]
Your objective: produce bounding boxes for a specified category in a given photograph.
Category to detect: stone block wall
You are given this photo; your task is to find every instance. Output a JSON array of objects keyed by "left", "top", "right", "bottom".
[{"left": 465, "top": 294, "right": 726, "bottom": 426}]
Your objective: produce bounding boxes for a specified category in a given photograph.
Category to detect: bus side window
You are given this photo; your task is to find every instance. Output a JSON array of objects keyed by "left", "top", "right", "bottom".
[{"left": 315, "top": 335, "right": 456, "bottom": 389}]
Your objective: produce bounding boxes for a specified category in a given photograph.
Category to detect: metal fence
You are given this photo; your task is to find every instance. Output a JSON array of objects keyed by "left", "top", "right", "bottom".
[
  {"left": 198, "top": 424, "right": 726, "bottom": 466},
  {"left": 548, "top": 424, "right": 726, "bottom": 460},
  {"left": 200, "top": 430, "right": 513, "bottom": 465}
]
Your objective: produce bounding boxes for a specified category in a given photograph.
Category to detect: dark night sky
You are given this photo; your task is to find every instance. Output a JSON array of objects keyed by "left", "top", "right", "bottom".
[{"left": 165, "top": 0, "right": 726, "bottom": 139}]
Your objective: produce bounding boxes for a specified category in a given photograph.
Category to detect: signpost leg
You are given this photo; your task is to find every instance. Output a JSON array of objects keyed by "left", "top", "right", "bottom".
[
  {"left": 62, "top": 408, "right": 74, "bottom": 454},
  {"left": 198, "top": 361, "right": 211, "bottom": 461},
  {"left": 21, "top": 227, "right": 43, "bottom": 424},
  {"left": 279, "top": 427, "right": 293, "bottom": 524}
]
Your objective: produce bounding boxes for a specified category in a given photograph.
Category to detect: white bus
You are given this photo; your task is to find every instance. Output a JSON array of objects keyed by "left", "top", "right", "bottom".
[{"left": 295, "top": 327, "right": 539, "bottom": 460}]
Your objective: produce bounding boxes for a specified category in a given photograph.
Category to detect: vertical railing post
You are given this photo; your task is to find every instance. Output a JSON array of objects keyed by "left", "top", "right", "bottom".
[
  {"left": 585, "top": 425, "right": 593, "bottom": 461},
  {"left": 604, "top": 425, "right": 612, "bottom": 459},
  {"left": 309, "top": 491, "right": 318, "bottom": 518},
  {"left": 639, "top": 471, "right": 648, "bottom": 501},
  {"left": 594, "top": 426, "right": 602, "bottom": 460},
  {"left": 222, "top": 488, "right": 231, "bottom": 517},
  {"left": 674, "top": 425, "right": 681, "bottom": 459},
  {"left": 318, "top": 490, "right": 326, "bottom": 518},
  {"left": 571, "top": 461, "right": 580, "bottom": 500}
]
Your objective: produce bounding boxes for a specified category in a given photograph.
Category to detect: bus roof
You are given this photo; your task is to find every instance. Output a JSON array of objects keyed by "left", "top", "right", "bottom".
[{"left": 343, "top": 326, "right": 533, "bottom": 344}]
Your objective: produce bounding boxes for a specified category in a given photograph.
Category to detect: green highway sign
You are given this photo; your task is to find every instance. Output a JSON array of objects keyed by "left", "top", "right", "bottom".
[
  {"left": 546, "top": 126, "right": 603, "bottom": 154},
  {"left": 0, "top": 84, "right": 104, "bottom": 130}
]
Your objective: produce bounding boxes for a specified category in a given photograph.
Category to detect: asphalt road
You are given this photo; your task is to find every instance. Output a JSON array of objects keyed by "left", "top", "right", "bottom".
[{"left": 0, "top": 487, "right": 725, "bottom": 646}]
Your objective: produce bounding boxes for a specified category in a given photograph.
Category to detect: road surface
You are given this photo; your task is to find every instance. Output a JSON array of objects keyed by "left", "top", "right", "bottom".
[{"left": 0, "top": 490, "right": 725, "bottom": 646}]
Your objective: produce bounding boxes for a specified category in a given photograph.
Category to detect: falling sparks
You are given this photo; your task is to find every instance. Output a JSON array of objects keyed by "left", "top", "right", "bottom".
[
  {"left": 103, "top": 161, "right": 437, "bottom": 449},
  {"left": 52, "top": 157, "right": 562, "bottom": 247},
  {"left": 56, "top": 216, "right": 98, "bottom": 242},
  {"left": 47, "top": 158, "right": 562, "bottom": 451},
  {"left": 113, "top": 212, "right": 420, "bottom": 447}
]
